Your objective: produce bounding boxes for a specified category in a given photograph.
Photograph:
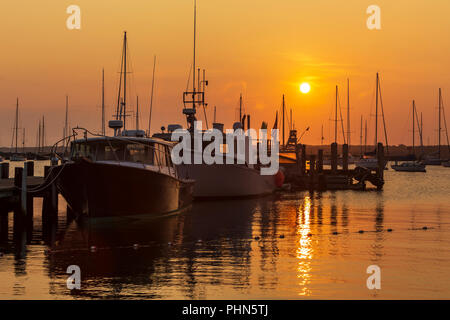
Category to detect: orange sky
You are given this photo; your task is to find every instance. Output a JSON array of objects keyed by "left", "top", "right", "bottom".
[{"left": 1, "top": 0, "right": 450, "bottom": 147}]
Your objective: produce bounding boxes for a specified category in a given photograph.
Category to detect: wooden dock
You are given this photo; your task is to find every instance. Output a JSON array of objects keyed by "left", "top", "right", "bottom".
[{"left": 280, "top": 142, "right": 385, "bottom": 191}]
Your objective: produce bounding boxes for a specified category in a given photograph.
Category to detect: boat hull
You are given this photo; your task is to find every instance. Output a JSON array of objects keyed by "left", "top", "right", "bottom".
[
  {"left": 178, "top": 164, "right": 277, "bottom": 198},
  {"left": 391, "top": 164, "right": 426, "bottom": 172},
  {"left": 55, "top": 159, "right": 194, "bottom": 218}
]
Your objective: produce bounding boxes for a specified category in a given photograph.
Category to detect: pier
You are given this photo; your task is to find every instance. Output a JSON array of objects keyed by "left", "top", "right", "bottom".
[
  {"left": 0, "top": 161, "right": 66, "bottom": 248},
  {"left": 281, "top": 142, "right": 385, "bottom": 191}
]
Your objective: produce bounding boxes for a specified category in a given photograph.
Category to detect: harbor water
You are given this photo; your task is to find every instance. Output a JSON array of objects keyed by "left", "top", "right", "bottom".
[{"left": 0, "top": 161, "right": 449, "bottom": 299}]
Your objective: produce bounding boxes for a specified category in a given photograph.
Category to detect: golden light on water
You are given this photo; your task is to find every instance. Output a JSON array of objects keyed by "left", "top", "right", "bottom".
[
  {"left": 296, "top": 195, "right": 313, "bottom": 296},
  {"left": 299, "top": 82, "right": 311, "bottom": 94}
]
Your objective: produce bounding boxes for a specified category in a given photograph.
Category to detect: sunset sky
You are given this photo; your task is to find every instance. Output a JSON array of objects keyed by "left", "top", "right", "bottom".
[{"left": 1, "top": 0, "right": 450, "bottom": 147}]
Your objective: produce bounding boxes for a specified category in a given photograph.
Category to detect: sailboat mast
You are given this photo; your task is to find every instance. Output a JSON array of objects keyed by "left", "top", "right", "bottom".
[
  {"left": 364, "top": 119, "right": 367, "bottom": 153},
  {"left": 360, "top": 115, "right": 363, "bottom": 156},
  {"left": 439, "top": 88, "right": 442, "bottom": 159},
  {"left": 148, "top": 55, "right": 156, "bottom": 135},
  {"left": 321, "top": 124, "right": 324, "bottom": 146},
  {"left": 136, "top": 96, "right": 139, "bottom": 130},
  {"left": 347, "top": 78, "right": 350, "bottom": 146},
  {"left": 65, "top": 95, "right": 69, "bottom": 139},
  {"left": 22, "top": 128, "right": 25, "bottom": 153},
  {"left": 123, "top": 31, "right": 127, "bottom": 130},
  {"left": 15, "top": 98, "right": 19, "bottom": 153},
  {"left": 375, "top": 72, "right": 379, "bottom": 147},
  {"left": 282, "top": 94, "right": 285, "bottom": 146},
  {"left": 335, "top": 86, "right": 338, "bottom": 143},
  {"left": 412, "top": 100, "right": 415, "bottom": 156},
  {"left": 102, "top": 68, "right": 105, "bottom": 135}
]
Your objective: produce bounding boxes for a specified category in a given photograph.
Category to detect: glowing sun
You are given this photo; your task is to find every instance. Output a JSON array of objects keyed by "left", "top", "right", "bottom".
[{"left": 299, "top": 82, "right": 311, "bottom": 94}]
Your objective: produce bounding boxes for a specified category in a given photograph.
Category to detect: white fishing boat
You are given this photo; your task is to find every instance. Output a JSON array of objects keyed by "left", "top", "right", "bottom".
[{"left": 154, "top": 2, "right": 282, "bottom": 198}]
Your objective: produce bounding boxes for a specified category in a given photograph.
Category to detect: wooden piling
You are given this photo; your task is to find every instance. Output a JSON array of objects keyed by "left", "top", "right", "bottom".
[
  {"left": 0, "top": 163, "right": 9, "bottom": 179},
  {"left": 0, "top": 211, "right": 8, "bottom": 243},
  {"left": 342, "top": 144, "right": 349, "bottom": 171},
  {"left": 318, "top": 149, "right": 323, "bottom": 173},
  {"left": 26, "top": 161, "right": 34, "bottom": 176},
  {"left": 377, "top": 143, "right": 384, "bottom": 189},
  {"left": 331, "top": 143, "right": 338, "bottom": 173},
  {"left": 300, "top": 144, "right": 306, "bottom": 175}
]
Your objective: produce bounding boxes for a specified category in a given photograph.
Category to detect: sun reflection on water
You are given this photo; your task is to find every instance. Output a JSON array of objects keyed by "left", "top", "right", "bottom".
[{"left": 296, "top": 195, "right": 313, "bottom": 296}]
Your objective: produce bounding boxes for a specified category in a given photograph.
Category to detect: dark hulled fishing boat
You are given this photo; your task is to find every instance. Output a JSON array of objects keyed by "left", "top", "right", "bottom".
[
  {"left": 54, "top": 132, "right": 194, "bottom": 218},
  {"left": 52, "top": 31, "right": 194, "bottom": 218}
]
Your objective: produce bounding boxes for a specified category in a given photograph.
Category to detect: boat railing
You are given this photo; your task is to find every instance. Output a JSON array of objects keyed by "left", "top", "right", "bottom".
[{"left": 51, "top": 127, "right": 179, "bottom": 179}]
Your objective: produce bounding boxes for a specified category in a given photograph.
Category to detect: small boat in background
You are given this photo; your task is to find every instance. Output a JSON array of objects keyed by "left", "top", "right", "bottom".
[
  {"left": 392, "top": 100, "right": 427, "bottom": 172},
  {"left": 392, "top": 161, "right": 426, "bottom": 172}
]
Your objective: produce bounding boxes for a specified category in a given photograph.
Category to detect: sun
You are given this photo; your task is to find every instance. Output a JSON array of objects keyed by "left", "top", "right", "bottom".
[{"left": 299, "top": 82, "right": 311, "bottom": 94}]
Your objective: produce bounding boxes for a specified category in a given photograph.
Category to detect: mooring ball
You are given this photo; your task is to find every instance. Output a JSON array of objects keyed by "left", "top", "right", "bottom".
[
  {"left": 422, "top": 226, "right": 428, "bottom": 230},
  {"left": 387, "top": 228, "right": 393, "bottom": 232}
]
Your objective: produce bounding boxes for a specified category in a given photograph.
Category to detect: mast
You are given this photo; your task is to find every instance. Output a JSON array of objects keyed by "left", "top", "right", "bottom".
[
  {"left": 22, "top": 128, "right": 25, "bottom": 153},
  {"left": 136, "top": 96, "right": 139, "bottom": 130},
  {"left": 347, "top": 78, "right": 350, "bottom": 146},
  {"left": 364, "top": 119, "right": 367, "bottom": 153},
  {"left": 15, "top": 98, "right": 19, "bottom": 153},
  {"left": 335, "top": 86, "right": 338, "bottom": 143},
  {"left": 321, "top": 124, "right": 324, "bottom": 146},
  {"left": 202, "top": 69, "right": 209, "bottom": 129},
  {"left": 438, "top": 88, "right": 442, "bottom": 159},
  {"left": 282, "top": 94, "right": 285, "bottom": 146},
  {"left": 65, "top": 95, "right": 69, "bottom": 139},
  {"left": 38, "top": 119, "right": 41, "bottom": 153},
  {"left": 42, "top": 115, "right": 45, "bottom": 151},
  {"left": 360, "top": 115, "right": 363, "bottom": 156},
  {"left": 375, "top": 72, "right": 379, "bottom": 147},
  {"left": 412, "top": 100, "right": 415, "bottom": 156},
  {"left": 102, "top": 68, "right": 105, "bottom": 135},
  {"left": 193, "top": 0, "right": 196, "bottom": 95},
  {"left": 214, "top": 106, "right": 216, "bottom": 123},
  {"left": 123, "top": 31, "right": 127, "bottom": 130},
  {"left": 239, "top": 93, "right": 242, "bottom": 122},
  {"left": 148, "top": 55, "right": 156, "bottom": 135}
]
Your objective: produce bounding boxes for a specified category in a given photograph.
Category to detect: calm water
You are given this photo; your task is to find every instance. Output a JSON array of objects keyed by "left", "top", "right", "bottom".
[{"left": 0, "top": 161, "right": 449, "bottom": 299}]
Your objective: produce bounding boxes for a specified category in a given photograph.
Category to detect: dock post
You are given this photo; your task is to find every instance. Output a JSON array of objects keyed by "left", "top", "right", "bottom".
[
  {"left": 318, "top": 149, "right": 323, "bottom": 173},
  {"left": 309, "top": 154, "right": 316, "bottom": 191},
  {"left": 14, "top": 167, "right": 27, "bottom": 215},
  {"left": 0, "top": 163, "right": 9, "bottom": 179},
  {"left": 43, "top": 166, "right": 58, "bottom": 217},
  {"left": 342, "top": 144, "right": 349, "bottom": 171},
  {"left": 377, "top": 143, "right": 384, "bottom": 190},
  {"left": 26, "top": 161, "right": 34, "bottom": 176},
  {"left": 331, "top": 143, "right": 338, "bottom": 173},
  {"left": 301, "top": 144, "right": 306, "bottom": 175},
  {"left": 0, "top": 211, "right": 8, "bottom": 243},
  {"left": 295, "top": 143, "right": 301, "bottom": 174}
]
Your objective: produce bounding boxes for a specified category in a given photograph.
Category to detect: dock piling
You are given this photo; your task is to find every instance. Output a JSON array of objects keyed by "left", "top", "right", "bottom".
[
  {"left": 343, "top": 144, "right": 349, "bottom": 171},
  {"left": 0, "top": 163, "right": 9, "bottom": 179},
  {"left": 331, "top": 143, "right": 338, "bottom": 173}
]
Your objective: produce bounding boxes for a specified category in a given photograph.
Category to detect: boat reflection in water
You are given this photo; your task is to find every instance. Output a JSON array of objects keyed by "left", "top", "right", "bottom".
[{"left": 46, "top": 197, "right": 271, "bottom": 298}]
